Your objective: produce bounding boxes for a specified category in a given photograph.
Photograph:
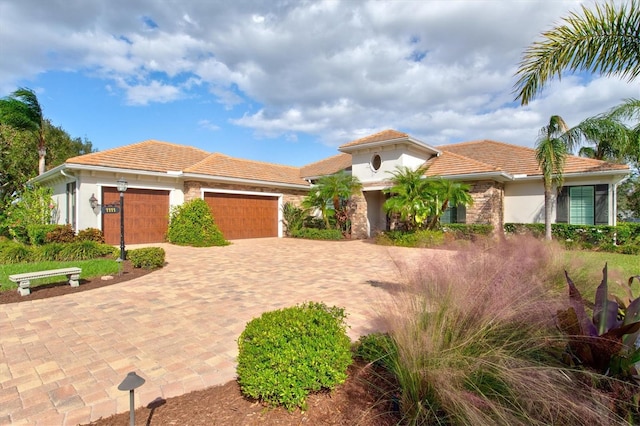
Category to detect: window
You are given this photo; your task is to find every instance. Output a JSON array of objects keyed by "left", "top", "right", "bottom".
[
  {"left": 441, "top": 204, "right": 466, "bottom": 224},
  {"left": 556, "top": 184, "right": 608, "bottom": 225},
  {"left": 371, "top": 154, "right": 381, "bottom": 171},
  {"left": 66, "top": 182, "right": 76, "bottom": 229}
]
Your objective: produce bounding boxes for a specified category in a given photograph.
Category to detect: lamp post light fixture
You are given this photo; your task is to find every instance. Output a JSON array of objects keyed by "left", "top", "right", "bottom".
[
  {"left": 117, "top": 371, "right": 145, "bottom": 426},
  {"left": 117, "top": 178, "right": 128, "bottom": 261}
]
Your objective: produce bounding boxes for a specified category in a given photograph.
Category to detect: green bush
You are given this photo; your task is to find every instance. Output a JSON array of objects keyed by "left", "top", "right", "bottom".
[
  {"left": 0, "top": 241, "right": 34, "bottom": 263},
  {"left": 167, "top": 199, "right": 229, "bottom": 247},
  {"left": 76, "top": 228, "right": 105, "bottom": 243},
  {"left": 353, "top": 333, "right": 396, "bottom": 369},
  {"left": 281, "top": 202, "right": 307, "bottom": 236},
  {"left": 58, "top": 241, "right": 115, "bottom": 261},
  {"left": 127, "top": 247, "right": 165, "bottom": 269},
  {"left": 441, "top": 223, "right": 493, "bottom": 240},
  {"left": 290, "top": 228, "right": 343, "bottom": 240},
  {"left": 33, "top": 243, "right": 66, "bottom": 261},
  {"left": 375, "top": 229, "right": 444, "bottom": 247},
  {"left": 27, "top": 224, "right": 58, "bottom": 245},
  {"left": 237, "top": 302, "right": 352, "bottom": 411},
  {"left": 45, "top": 224, "right": 76, "bottom": 243}
]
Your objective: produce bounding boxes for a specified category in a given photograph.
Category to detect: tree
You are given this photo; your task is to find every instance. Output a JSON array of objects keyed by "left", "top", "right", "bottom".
[
  {"left": 383, "top": 165, "right": 433, "bottom": 231},
  {"left": 302, "top": 171, "right": 362, "bottom": 232},
  {"left": 565, "top": 115, "right": 631, "bottom": 162},
  {"left": 514, "top": 1, "right": 640, "bottom": 105},
  {"left": 0, "top": 88, "right": 47, "bottom": 174},
  {"left": 618, "top": 171, "right": 640, "bottom": 220},
  {"left": 426, "top": 178, "right": 474, "bottom": 230},
  {"left": 535, "top": 115, "right": 576, "bottom": 240}
]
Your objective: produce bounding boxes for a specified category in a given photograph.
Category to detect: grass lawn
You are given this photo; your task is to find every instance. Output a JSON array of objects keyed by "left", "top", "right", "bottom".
[
  {"left": 566, "top": 250, "right": 640, "bottom": 299},
  {"left": 0, "top": 259, "right": 121, "bottom": 292}
]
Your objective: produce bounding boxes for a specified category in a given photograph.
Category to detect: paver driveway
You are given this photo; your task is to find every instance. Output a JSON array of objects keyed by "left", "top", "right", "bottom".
[{"left": 0, "top": 238, "right": 429, "bottom": 425}]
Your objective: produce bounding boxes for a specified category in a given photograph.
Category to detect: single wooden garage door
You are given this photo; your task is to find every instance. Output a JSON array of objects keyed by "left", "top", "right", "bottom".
[
  {"left": 102, "top": 187, "right": 170, "bottom": 245},
  {"left": 204, "top": 193, "right": 278, "bottom": 239}
]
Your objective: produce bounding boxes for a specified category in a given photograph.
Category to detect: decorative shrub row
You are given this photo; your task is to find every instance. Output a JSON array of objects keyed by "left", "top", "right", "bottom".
[
  {"left": 167, "top": 199, "right": 229, "bottom": 247},
  {"left": 290, "top": 228, "right": 343, "bottom": 240},
  {"left": 0, "top": 240, "right": 117, "bottom": 264},
  {"left": 237, "top": 302, "right": 352, "bottom": 411},
  {"left": 504, "top": 223, "right": 640, "bottom": 254},
  {"left": 376, "top": 224, "right": 493, "bottom": 248},
  {"left": 25, "top": 224, "right": 105, "bottom": 245},
  {"left": 127, "top": 247, "right": 165, "bottom": 269}
]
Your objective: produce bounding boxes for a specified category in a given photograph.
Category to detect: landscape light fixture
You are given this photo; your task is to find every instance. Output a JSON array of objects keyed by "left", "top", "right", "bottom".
[
  {"left": 118, "top": 371, "right": 145, "bottom": 426},
  {"left": 117, "top": 178, "right": 127, "bottom": 261}
]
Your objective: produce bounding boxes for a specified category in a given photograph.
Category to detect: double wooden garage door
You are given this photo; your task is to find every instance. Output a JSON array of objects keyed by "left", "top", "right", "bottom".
[
  {"left": 102, "top": 187, "right": 170, "bottom": 245},
  {"left": 204, "top": 193, "right": 278, "bottom": 240},
  {"left": 103, "top": 188, "right": 278, "bottom": 243}
]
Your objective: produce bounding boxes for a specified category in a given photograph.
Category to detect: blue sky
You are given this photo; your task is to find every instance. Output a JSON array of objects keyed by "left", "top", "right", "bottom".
[{"left": 0, "top": 0, "right": 635, "bottom": 167}]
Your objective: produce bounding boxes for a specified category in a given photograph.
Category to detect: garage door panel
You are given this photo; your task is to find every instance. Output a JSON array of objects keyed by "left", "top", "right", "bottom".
[
  {"left": 204, "top": 193, "right": 278, "bottom": 240},
  {"left": 102, "top": 187, "right": 170, "bottom": 245}
]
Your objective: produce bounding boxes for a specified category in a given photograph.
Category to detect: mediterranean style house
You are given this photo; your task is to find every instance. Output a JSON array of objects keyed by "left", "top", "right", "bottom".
[{"left": 32, "top": 129, "right": 630, "bottom": 244}]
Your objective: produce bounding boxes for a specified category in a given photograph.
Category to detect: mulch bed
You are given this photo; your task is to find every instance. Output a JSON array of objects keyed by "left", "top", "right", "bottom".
[
  {"left": 0, "top": 261, "right": 152, "bottom": 305},
  {"left": 86, "top": 360, "right": 400, "bottom": 426},
  {"left": 2, "top": 261, "right": 402, "bottom": 424}
]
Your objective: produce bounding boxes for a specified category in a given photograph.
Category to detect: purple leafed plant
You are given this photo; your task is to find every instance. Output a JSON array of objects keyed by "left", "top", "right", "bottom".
[{"left": 559, "top": 264, "right": 640, "bottom": 377}]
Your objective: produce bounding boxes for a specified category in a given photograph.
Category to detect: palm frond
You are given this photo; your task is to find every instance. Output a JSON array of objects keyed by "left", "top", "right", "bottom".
[{"left": 514, "top": 1, "right": 640, "bottom": 105}]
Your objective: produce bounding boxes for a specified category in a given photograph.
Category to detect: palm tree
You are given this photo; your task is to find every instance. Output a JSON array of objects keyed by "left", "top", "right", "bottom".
[
  {"left": 0, "top": 88, "right": 47, "bottom": 174},
  {"left": 535, "top": 115, "right": 576, "bottom": 240},
  {"left": 514, "top": 1, "right": 640, "bottom": 105},
  {"left": 426, "top": 178, "right": 474, "bottom": 230},
  {"left": 565, "top": 115, "right": 630, "bottom": 162},
  {"left": 303, "top": 171, "right": 362, "bottom": 230},
  {"left": 383, "top": 165, "right": 435, "bottom": 231}
]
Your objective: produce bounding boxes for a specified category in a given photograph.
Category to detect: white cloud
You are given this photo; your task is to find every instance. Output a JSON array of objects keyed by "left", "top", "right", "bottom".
[
  {"left": 0, "top": 0, "right": 633, "bottom": 149},
  {"left": 197, "top": 119, "right": 220, "bottom": 131}
]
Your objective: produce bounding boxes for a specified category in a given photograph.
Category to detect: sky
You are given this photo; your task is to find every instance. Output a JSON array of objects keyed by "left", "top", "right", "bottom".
[{"left": 0, "top": 0, "right": 638, "bottom": 167}]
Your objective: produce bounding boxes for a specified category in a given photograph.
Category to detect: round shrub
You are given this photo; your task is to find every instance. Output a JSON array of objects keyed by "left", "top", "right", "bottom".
[
  {"left": 45, "top": 224, "right": 76, "bottom": 243},
  {"left": 237, "top": 302, "right": 352, "bottom": 411},
  {"left": 34, "top": 243, "right": 66, "bottom": 261},
  {"left": 76, "top": 228, "right": 105, "bottom": 243},
  {"left": 127, "top": 247, "right": 165, "bottom": 269},
  {"left": 167, "top": 199, "right": 229, "bottom": 247}
]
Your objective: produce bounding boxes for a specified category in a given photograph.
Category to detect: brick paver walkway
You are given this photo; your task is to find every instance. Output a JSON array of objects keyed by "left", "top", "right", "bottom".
[{"left": 0, "top": 238, "right": 428, "bottom": 425}]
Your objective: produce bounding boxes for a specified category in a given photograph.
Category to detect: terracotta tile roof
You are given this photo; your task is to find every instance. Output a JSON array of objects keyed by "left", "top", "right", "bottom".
[
  {"left": 185, "top": 153, "right": 309, "bottom": 186},
  {"left": 438, "top": 139, "right": 628, "bottom": 177},
  {"left": 66, "top": 140, "right": 210, "bottom": 173},
  {"left": 423, "top": 151, "right": 501, "bottom": 177},
  {"left": 300, "top": 153, "right": 352, "bottom": 178},
  {"left": 339, "top": 129, "right": 409, "bottom": 149}
]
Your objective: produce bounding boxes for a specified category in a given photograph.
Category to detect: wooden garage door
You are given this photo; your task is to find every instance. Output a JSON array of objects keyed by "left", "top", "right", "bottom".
[
  {"left": 102, "top": 187, "right": 170, "bottom": 245},
  {"left": 204, "top": 193, "right": 278, "bottom": 239}
]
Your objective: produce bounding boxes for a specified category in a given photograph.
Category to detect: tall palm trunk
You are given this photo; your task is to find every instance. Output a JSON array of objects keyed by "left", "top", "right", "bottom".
[{"left": 543, "top": 186, "right": 553, "bottom": 240}]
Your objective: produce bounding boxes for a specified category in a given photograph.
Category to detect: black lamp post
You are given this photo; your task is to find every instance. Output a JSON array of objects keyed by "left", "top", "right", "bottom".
[
  {"left": 117, "top": 371, "right": 145, "bottom": 426},
  {"left": 117, "top": 178, "right": 128, "bottom": 261}
]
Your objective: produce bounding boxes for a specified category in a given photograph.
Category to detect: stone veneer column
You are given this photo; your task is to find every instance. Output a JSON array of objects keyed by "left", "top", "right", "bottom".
[
  {"left": 466, "top": 181, "right": 504, "bottom": 233},
  {"left": 183, "top": 181, "right": 202, "bottom": 203},
  {"left": 350, "top": 191, "right": 369, "bottom": 239}
]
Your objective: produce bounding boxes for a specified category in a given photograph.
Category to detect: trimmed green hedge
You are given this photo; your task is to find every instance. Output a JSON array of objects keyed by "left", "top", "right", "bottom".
[
  {"left": 376, "top": 224, "right": 493, "bottom": 248},
  {"left": 291, "top": 228, "right": 343, "bottom": 240},
  {"left": 0, "top": 240, "right": 117, "bottom": 263},
  {"left": 127, "top": 247, "right": 165, "bottom": 269},
  {"left": 504, "top": 223, "right": 640, "bottom": 254}
]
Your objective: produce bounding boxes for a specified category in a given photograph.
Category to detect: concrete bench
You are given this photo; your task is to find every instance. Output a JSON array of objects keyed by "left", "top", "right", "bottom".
[{"left": 9, "top": 267, "right": 82, "bottom": 296}]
